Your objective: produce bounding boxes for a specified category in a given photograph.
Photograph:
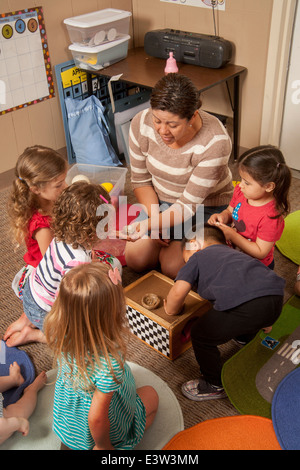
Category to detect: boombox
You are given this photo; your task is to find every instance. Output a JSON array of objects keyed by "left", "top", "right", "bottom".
[{"left": 144, "top": 29, "right": 233, "bottom": 69}]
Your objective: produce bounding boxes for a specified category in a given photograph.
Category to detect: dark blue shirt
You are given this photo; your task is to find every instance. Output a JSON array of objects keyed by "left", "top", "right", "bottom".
[{"left": 176, "top": 244, "right": 285, "bottom": 311}]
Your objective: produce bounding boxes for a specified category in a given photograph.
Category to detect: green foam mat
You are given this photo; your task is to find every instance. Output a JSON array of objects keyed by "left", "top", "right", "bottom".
[
  {"left": 222, "top": 295, "right": 300, "bottom": 418},
  {"left": 276, "top": 210, "right": 300, "bottom": 265}
]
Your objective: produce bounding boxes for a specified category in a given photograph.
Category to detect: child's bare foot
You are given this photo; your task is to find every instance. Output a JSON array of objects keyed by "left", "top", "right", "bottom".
[
  {"left": 9, "top": 362, "right": 25, "bottom": 388},
  {"left": 0, "top": 362, "right": 25, "bottom": 392},
  {"left": 5, "top": 325, "right": 46, "bottom": 347},
  {"left": 17, "top": 417, "right": 30, "bottom": 436},
  {"left": 3, "top": 313, "right": 31, "bottom": 341}
]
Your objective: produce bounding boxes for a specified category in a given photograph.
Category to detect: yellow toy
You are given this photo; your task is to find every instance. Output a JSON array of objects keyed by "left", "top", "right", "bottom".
[{"left": 101, "top": 182, "right": 113, "bottom": 193}]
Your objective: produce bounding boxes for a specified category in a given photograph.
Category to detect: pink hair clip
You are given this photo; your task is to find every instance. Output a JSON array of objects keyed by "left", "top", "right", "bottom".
[
  {"left": 108, "top": 267, "right": 121, "bottom": 285},
  {"left": 100, "top": 194, "right": 109, "bottom": 204}
]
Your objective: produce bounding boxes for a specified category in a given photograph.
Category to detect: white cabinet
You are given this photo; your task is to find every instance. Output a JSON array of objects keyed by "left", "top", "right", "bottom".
[{"left": 280, "top": 3, "right": 300, "bottom": 171}]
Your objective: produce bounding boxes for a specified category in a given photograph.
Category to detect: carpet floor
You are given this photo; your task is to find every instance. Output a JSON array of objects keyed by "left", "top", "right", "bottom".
[{"left": 1, "top": 161, "right": 300, "bottom": 430}]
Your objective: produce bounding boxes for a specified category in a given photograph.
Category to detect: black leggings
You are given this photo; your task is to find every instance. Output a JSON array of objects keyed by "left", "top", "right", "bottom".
[{"left": 190, "top": 295, "right": 283, "bottom": 386}]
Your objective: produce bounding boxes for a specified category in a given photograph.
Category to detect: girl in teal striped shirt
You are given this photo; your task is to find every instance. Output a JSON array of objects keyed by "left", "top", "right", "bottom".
[{"left": 44, "top": 262, "right": 158, "bottom": 450}]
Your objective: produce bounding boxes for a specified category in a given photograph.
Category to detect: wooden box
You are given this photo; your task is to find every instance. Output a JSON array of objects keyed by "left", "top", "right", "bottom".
[{"left": 124, "top": 270, "right": 210, "bottom": 360}]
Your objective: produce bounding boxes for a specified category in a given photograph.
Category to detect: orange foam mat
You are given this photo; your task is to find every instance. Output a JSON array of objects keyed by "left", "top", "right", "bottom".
[{"left": 163, "top": 415, "right": 281, "bottom": 450}]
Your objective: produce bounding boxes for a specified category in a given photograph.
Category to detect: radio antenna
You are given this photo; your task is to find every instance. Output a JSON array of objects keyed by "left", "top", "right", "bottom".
[{"left": 211, "top": 0, "right": 218, "bottom": 37}]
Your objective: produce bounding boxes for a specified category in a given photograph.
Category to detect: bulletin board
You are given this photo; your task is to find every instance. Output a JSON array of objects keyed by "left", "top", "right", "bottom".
[{"left": 0, "top": 6, "right": 54, "bottom": 115}]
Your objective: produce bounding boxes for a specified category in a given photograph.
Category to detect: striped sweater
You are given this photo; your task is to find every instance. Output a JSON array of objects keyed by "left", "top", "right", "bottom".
[
  {"left": 129, "top": 109, "right": 233, "bottom": 215},
  {"left": 29, "top": 239, "right": 91, "bottom": 312}
]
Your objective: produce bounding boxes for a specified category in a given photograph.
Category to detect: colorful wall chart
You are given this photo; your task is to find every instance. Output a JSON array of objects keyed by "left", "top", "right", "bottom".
[{"left": 0, "top": 7, "right": 54, "bottom": 115}]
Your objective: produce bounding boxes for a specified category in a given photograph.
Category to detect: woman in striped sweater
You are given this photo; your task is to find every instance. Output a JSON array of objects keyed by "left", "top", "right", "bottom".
[{"left": 125, "top": 73, "right": 233, "bottom": 278}]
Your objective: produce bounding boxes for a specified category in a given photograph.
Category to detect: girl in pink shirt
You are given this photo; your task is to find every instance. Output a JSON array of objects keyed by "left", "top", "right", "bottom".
[{"left": 208, "top": 145, "right": 291, "bottom": 268}]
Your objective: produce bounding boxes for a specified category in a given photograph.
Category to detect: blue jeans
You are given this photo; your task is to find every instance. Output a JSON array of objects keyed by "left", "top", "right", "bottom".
[{"left": 23, "top": 280, "right": 47, "bottom": 331}]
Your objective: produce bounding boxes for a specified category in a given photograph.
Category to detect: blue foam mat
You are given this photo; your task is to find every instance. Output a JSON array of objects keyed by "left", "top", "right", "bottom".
[{"left": 272, "top": 367, "right": 300, "bottom": 450}]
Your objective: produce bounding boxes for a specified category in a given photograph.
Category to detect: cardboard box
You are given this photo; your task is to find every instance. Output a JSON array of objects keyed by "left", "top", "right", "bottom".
[{"left": 124, "top": 271, "right": 210, "bottom": 360}]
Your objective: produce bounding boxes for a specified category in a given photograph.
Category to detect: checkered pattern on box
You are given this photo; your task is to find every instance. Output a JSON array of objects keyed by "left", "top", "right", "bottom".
[{"left": 126, "top": 305, "right": 170, "bottom": 357}]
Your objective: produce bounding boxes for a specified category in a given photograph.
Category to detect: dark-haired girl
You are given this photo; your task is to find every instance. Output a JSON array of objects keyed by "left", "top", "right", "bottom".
[{"left": 208, "top": 145, "right": 292, "bottom": 268}]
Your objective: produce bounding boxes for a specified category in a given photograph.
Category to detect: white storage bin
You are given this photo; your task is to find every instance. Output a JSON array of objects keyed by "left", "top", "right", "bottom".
[
  {"left": 68, "top": 34, "right": 130, "bottom": 71},
  {"left": 66, "top": 162, "right": 127, "bottom": 195},
  {"left": 66, "top": 163, "right": 128, "bottom": 208},
  {"left": 64, "top": 8, "right": 131, "bottom": 46}
]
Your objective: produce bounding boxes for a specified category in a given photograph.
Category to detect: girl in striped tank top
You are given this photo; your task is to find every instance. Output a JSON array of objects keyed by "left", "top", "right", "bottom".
[
  {"left": 44, "top": 262, "right": 158, "bottom": 450},
  {"left": 4, "top": 181, "right": 122, "bottom": 348}
]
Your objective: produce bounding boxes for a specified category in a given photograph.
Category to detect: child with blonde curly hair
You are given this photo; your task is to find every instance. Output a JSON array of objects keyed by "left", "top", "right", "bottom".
[
  {"left": 8, "top": 146, "right": 67, "bottom": 299},
  {"left": 4, "top": 181, "right": 121, "bottom": 347},
  {"left": 44, "top": 262, "right": 158, "bottom": 450}
]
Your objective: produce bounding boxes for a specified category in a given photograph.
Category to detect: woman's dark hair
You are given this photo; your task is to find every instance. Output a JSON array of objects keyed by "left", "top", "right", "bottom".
[
  {"left": 150, "top": 73, "right": 202, "bottom": 120},
  {"left": 238, "top": 145, "right": 291, "bottom": 218}
]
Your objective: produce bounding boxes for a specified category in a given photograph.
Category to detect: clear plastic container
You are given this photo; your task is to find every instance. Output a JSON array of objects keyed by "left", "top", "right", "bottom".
[
  {"left": 66, "top": 163, "right": 128, "bottom": 207},
  {"left": 64, "top": 8, "right": 131, "bottom": 47},
  {"left": 68, "top": 34, "right": 130, "bottom": 71}
]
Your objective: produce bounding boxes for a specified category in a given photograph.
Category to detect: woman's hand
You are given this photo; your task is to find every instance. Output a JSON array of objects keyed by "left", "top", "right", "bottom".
[
  {"left": 118, "top": 220, "right": 170, "bottom": 246},
  {"left": 119, "top": 219, "right": 150, "bottom": 241}
]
